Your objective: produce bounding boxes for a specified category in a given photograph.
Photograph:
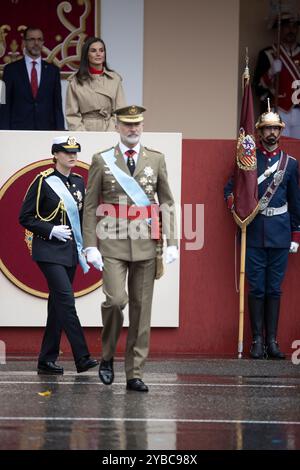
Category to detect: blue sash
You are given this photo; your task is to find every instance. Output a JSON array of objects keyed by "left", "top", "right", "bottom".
[
  {"left": 101, "top": 148, "right": 151, "bottom": 207},
  {"left": 46, "top": 175, "right": 90, "bottom": 274}
]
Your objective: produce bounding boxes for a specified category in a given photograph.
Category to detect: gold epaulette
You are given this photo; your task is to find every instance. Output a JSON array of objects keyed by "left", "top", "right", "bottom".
[
  {"left": 72, "top": 172, "right": 83, "bottom": 178},
  {"left": 99, "top": 146, "right": 115, "bottom": 158},
  {"left": 40, "top": 168, "right": 54, "bottom": 178},
  {"left": 23, "top": 168, "right": 53, "bottom": 199}
]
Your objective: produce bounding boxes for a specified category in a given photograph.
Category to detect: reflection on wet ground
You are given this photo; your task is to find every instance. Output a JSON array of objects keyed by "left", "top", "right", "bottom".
[{"left": 0, "top": 359, "right": 299, "bottom": 450}]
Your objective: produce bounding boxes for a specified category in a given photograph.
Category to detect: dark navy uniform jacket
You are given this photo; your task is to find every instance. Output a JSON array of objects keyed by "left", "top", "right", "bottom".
[
  {"left": 19, "top": 169, "right": 85, "bottom": 266},
  {"left": 225, "top": 148, "right": 300, "bottom": 249}
]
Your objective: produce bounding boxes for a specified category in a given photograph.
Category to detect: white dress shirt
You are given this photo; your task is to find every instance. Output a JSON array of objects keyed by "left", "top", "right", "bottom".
[{"left": 119, "top": 141, "right": 141, "bottom": 166}]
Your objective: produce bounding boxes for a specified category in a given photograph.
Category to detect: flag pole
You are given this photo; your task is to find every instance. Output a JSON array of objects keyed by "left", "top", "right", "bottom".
[
  {"left": 237, "top": 48, "right": 250, "bottom": 358},
  {"left": 233, "top": 207, "right": 259, "bottom": 358},
  {"left": 233, "top": 46, "right": 259, "bottom": 358},
  {"left": 238, "top": 224, "right": 247, "bottom": 358},
  {"left": 242, "top": 47, "right": 250, "bottom": 91},
  {"left": 274, "top": 0, "right": 282, "bottom": 111}
]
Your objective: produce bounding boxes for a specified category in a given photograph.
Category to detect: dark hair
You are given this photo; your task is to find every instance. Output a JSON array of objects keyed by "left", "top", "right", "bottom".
[
  {"left": 75, "top": 37, "right": 113, "bottom": 85},
  {"left": 23, "top": 27, "right": 43, "bottom": 40}
]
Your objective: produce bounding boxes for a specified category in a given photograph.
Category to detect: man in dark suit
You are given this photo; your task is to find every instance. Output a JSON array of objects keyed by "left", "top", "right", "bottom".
[{"left": 0, "top": 27, "right": 64, "bottom": 130}]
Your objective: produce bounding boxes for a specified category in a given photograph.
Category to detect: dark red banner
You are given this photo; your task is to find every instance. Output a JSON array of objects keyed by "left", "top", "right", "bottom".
[{"left": 0, "top": 0, "right": 100, "bottom": 76}]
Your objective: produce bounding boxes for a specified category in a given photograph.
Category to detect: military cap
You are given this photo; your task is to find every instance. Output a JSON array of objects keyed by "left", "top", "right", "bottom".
[
  {"left": 51, "top": 136, "right": 81, "bottom": 154},
  {"left": 115, "top": 105, "right": 146, "bottom": 123}
]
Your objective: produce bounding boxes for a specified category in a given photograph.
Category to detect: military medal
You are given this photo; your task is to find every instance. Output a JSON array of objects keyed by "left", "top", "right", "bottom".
[
  {"left": 74, "top": 190, "right": 83, "bottom": 202},
  {"left": 144, "top": 166, "right": 154, "bottom": 177}
]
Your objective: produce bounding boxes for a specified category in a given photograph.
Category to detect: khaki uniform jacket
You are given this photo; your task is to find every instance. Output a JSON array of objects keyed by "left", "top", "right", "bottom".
[
  {"left": 83, "top": 145, "right": 177, "bottom": 261},
  {"left": 66, "top": 69, "right": 126, "bottom": 131}
]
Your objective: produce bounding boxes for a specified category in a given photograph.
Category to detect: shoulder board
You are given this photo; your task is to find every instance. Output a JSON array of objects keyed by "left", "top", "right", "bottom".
[
  {"left": 99, "top": 146, "right": 114, "bottom": 155},
  {"left": 288, "top": 155, "right": 296, "bottom": 161},
  {"left": 144, "top": 146, "right": 163, "bottom": 155},
  {"left": 72, "top": 172, "right": 83, "bottom": 178},
  {"left": 40, "top": 168, "right": 54, "bottom": 178}
]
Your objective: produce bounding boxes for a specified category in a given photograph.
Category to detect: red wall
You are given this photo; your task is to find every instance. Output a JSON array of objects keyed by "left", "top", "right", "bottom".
[{"left": 2, "top": 138, "right": 300, "bottom": 358}]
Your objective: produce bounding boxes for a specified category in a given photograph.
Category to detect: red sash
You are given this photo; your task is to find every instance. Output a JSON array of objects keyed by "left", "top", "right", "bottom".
[{"left": 96, "top": 203, "right": 160, "bottom": 239}]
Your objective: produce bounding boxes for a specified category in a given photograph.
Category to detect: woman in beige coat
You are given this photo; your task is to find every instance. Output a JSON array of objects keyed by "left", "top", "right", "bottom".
[{"left": 66, "top": 37, "right": 126, "bottom": 131}]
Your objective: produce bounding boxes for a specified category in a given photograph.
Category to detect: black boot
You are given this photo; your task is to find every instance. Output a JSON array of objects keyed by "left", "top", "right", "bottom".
[
  {"left": 248, "top": 295, "right": 265, "bottom": 359},
  {"left": 265, "top": 296, "right": 285, "bottom": 360}
]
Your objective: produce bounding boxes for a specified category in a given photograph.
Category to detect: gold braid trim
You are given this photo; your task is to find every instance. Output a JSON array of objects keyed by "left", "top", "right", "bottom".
[{"left": 232, "top": 205, "right": 260, "bottom": 229}]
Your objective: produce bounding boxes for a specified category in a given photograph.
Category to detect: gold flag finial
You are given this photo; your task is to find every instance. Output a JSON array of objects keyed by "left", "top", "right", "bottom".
[{"left": 242, "top": 47, "right": 250, "bottom": 91}]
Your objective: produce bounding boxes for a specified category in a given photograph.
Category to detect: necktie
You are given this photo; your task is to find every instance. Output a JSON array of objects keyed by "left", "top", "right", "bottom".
[
  {"left": 125, "top": 149, "right": 136, "bottom": 176},
  {"left": 31, "top": 61, "right": 38, "bottom": 98}
]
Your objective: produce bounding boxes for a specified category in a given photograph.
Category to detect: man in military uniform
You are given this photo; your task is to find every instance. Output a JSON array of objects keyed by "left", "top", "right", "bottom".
[
  {"left": 83, "top": 105, "right": 178, "bottom": 391},
  {"left": 225, "top": 107, "right": 300, "bottom": 359},
  {"left": 19, "top": 136, "right": 98, "bottom": 374},
  {"left": 254, "top": 11, "right": 300, "bottom": 138}
]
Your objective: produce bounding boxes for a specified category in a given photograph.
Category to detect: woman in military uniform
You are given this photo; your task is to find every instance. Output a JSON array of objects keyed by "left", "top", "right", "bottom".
[
  {"left": 66, "top": 37, "right": 126, "bottom": 131},
  {"left": 19, "top": 136, "right": 98, "bottom": 375}
]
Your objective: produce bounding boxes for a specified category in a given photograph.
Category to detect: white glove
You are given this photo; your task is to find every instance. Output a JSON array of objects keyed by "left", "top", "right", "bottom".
[
  {"left": 50, "top": 225, "right": 72, "bottom": 242},
  {"left": 289, "top": 242, "right": 299, "bottom": 253},
  {"left": 165, "top": 245, "right": 179, "bottom": 264},
  {"left": 270, "top": 59, "right": 282, "bottom": 76},
  {"left": 85, "top": 247, "right": 104, "bottom": 270}
]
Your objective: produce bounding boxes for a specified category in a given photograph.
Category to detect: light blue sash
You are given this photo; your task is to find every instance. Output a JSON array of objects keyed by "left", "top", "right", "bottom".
[
  {"left": 46, "top": 175, "right": 90, "bottom": 274},
  {"left": 101, "top": 148, "right": 151, "bottom": 207}
]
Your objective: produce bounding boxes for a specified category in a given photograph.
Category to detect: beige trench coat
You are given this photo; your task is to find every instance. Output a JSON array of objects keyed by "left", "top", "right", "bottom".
[{"left": 66, "top": 69, "right": 126, "bottom": 131}]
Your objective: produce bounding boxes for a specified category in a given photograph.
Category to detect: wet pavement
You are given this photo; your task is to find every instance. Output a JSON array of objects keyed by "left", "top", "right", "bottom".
[{"left": 0, "top": 358, "right": 299, "bottom": 450}]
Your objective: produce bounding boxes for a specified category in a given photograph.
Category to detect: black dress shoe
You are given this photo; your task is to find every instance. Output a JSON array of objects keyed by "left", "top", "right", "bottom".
[
  {"left": 98, "top": 358, "right": 114, "bottom": 385},
  {"left": 76, "top": 356, "right": 99, "bottom": 373},
  {"left": 37, "top": 361, "right": 64, "bottom": 375},
  {"left": 126, "top": 378, "right": 149, "bottom": 392}
]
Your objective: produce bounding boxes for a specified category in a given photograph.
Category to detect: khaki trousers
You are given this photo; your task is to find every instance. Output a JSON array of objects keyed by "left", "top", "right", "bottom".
[{"left": 101, "top": 257, "right": 156, "bottom": 380}]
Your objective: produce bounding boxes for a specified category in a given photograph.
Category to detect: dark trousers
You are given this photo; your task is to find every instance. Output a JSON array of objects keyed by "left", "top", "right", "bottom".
[
  {"left": 37, "top": 262, "right": 89, "bottom": 363},
  {"left": 246, "top": 247, "right": 289, "bottom": 298}
]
